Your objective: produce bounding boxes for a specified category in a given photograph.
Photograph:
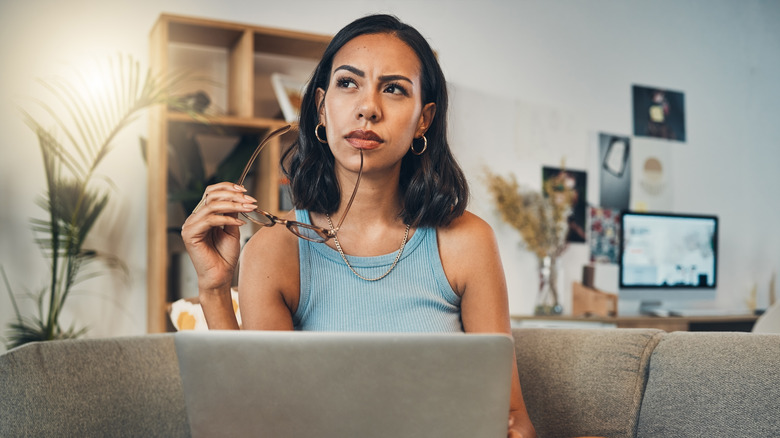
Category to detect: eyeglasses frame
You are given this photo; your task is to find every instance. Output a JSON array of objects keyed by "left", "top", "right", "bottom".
[{"left": 236, "top": 124, "right": 363, "bottom": 243}]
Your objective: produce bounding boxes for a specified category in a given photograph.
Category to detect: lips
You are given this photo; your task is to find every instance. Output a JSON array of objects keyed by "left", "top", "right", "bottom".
[{"left": 345, "top": 130, "right": 384, "bottom": 149}]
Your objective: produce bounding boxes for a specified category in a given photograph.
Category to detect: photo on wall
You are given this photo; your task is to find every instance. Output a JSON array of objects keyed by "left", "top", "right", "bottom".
[
  {"left": 598, "top": 133, "right": 631, "bottom": 211},
  {"left": 589, "top": 206, "right": 621, "bottom": 264},
  {"left": 630, "top": 138, "right": 674, "bottom": 211},
  {"left": 632, "top": 85, "right": 686, "bottom": 142},
  {"left": 542, "top": 166, "right": 588, "bottom": 243}
]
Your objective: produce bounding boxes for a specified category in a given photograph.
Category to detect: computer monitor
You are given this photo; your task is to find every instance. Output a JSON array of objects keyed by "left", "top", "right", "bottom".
[{"left": 619, "top": 211, "right": 718, "bottom": 314}]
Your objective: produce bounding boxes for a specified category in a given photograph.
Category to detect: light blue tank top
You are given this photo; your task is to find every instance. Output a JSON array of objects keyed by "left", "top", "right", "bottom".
[{"left": 293, "top": 209, "right": 463, "bottom": 332}]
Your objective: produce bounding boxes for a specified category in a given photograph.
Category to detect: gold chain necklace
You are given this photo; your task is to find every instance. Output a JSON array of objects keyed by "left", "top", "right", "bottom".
[{"left": 325, "top": 214, "right": 410, "bottom": 282}]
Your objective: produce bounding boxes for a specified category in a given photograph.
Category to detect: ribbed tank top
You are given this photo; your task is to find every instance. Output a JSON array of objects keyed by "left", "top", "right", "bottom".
[{"left": 293, "top": 209, "right": 463, "bottom": 332}]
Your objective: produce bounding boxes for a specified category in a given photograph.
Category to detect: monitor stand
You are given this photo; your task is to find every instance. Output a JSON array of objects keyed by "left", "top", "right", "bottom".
[{"left": 638, "top": 300, "right": 666, "bottom": 316}]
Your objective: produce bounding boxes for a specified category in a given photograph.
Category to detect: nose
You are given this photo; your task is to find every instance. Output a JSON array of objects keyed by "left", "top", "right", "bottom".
[{"left": 356, "top": 92, "right": 381, "bottom": 122}]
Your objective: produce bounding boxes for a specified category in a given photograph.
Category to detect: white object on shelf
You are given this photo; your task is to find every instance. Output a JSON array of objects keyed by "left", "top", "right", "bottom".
[{"left": 271, "top": 73, "right": 307, "bottom": 122}]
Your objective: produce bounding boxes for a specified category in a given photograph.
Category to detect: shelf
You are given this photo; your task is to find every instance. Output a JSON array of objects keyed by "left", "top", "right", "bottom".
[{"left": 166, "top": 111, "right": 289, "bottom": 131}]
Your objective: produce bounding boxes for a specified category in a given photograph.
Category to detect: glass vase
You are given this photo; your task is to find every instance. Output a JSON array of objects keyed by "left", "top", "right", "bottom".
[{"left": 534, "top": 255, "right": 563, "bottom": 315}]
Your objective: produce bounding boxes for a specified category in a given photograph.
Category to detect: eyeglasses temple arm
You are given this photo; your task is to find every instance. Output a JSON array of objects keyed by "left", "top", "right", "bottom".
[
  {"left": 237, "top": 124, "right": 293, "bottom": 185},
  {"left": 334, "top": 149, "right": 363, "bottom": 232}
]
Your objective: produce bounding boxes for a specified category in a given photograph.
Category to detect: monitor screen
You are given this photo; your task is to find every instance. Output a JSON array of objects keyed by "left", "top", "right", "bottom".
[{"left": 620, "top": 212, "right": 717, "bottom": 289}]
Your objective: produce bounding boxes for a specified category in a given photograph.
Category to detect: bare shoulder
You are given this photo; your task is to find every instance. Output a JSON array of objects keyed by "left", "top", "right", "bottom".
[
  {"left": 437, "top": 210, "right": 497, "bottom": 249},
  {"left": 437, "top": 210, "right": 501, "bottom": 295},
  {"left": 238, "top": 212, "right": 301, "bottom": 324},
  {"left": 241, "top": 221, "right": 299, "bottom": 270}
]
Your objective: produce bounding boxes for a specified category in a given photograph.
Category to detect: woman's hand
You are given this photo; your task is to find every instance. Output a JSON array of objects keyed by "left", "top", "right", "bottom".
[
  {"left": 181, "top": 183, "right": 257, "bottom": 294},
  {"left": 508, "top": 412, "right": 536, "bottom": 438}
]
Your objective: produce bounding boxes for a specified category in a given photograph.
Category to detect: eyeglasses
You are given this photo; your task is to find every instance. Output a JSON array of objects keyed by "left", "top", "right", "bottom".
[{"left": 237, "top": 124, "right": 362, "bottom": 243}]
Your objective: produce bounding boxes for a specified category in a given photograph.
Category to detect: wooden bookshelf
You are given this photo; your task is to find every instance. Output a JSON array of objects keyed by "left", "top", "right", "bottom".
[{"left": 146, "top": 14, "right": 330, "bottom": 332}]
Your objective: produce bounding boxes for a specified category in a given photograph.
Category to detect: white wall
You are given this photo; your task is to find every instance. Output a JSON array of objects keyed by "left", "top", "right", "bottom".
[{"left": 1, "top": 0, "right": 778, "bottom": 350}]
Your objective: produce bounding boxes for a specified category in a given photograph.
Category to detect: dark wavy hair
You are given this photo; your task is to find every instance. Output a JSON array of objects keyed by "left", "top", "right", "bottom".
[{"left": 282, "top": 14, "right": 468, "bottom": 227}]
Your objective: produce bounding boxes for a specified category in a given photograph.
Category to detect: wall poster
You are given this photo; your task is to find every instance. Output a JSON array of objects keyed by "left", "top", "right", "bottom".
[
  {"left": 630, "top": 138, "right": 674, "bottom": 211},
  {"left": 632, "top": 85, "right": 686, "bottom": 142},
  {"left": 598, "top": 133, "right": 631, "bottom": 211},
  {"left": 542, "top": 166, "right": 588, "bottom": 243}
]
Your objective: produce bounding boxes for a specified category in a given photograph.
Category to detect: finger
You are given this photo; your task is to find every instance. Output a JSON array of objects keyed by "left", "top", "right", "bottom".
[
  {"left": 506, "top": 416, "right": 521, "bottom": 438},
  {"left": 195, "top": 200, "right": 257, "bottom": 219},
  {"left": 204, "top": 182, "right": 247, "bottom": 194},
  {"left": 202, "top": 190, "right": 257, "bottom": 207},
  {"left": 194, "top": 183, "right": 255, "bottom": 213},
  {"left": 182, "top": 213, "right": 246, "bottom": 241},
  {"left": 202, "top": 183, "right": 252, "bottom": 203}
]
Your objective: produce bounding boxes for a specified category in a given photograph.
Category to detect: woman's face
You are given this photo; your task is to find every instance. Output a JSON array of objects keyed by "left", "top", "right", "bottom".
[{"left": 317, "top": 32, "right": 435, "bottom": 174}]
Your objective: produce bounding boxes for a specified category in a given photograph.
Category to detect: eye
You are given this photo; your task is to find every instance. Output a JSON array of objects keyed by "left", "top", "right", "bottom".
[
  {"left": 384, "top": 83, "right": 408, "bottom": 96},
  {"left": 336, "top": 77, "right": 357, "bottom": 89}
]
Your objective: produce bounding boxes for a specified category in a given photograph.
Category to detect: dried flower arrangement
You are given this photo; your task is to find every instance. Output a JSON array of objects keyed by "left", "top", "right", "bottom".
[{"left": 484, "top": 169, "right": 576, "bottom": 259}]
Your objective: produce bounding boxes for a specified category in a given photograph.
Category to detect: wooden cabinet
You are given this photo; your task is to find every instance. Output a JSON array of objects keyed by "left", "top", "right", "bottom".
[{"left": 146, "top": 14, "right": 330, "bottom": 332}]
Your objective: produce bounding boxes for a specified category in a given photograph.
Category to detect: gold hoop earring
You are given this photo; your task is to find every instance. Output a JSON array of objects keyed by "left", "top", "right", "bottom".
[
  {"left": 411, "top": 135, "right": 427, "bottom": 155},
  {"left": 315, "top": 123, "right": 328, "bottom": 144}
]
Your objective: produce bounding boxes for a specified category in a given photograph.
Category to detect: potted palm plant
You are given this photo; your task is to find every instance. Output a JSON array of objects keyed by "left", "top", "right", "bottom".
[{"left": 2, "top": 54, "right": 188, "bottom": 349}]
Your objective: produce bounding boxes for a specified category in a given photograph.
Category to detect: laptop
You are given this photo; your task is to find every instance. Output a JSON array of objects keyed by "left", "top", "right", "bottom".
[{"left": 174, "top": 331, "right": 514, "bottom": 438}]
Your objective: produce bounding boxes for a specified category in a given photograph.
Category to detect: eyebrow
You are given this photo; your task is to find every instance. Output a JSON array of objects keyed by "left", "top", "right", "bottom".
[{"left": 334, "top": 64, "right": 414, "bottom": 85}]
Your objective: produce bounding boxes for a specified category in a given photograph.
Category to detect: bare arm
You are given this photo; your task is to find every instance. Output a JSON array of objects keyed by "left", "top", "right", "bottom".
[{"left": 439, "top": 212, "right": 537, "bottom": 438}]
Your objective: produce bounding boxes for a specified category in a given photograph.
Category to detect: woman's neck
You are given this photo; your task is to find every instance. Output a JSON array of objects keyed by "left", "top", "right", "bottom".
[
  {"left": 336, "top": 170, "right": 403, "bottom": 229},
  {"left": 315, "top": 167, "right": 408, "bottom": 256}
]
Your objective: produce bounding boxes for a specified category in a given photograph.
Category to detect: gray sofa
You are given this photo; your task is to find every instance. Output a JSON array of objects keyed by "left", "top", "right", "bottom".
[{"left": 1, "top": 328, "right": 778, "bottom": 437}]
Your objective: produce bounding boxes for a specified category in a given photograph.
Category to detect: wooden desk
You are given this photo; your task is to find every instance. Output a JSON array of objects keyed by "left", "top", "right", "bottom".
[{"left": 511, "top": 314, "right": 759, "bottom": 332}]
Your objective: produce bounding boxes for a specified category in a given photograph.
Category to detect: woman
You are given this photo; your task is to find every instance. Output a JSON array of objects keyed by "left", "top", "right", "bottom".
[{"left": 181, "top": 14, "right": 537, "bottom": 438}]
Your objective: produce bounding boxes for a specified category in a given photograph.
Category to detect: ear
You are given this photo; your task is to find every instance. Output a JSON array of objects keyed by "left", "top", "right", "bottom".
[
  {"left": 415, "top": 102, "right": 436, "bottom": 137},
  {"left": 315, "top": 87, "right": 326, "bottom": 123}
]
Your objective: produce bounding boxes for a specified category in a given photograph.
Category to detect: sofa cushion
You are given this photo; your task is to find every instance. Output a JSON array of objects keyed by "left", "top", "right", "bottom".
[
  {"left": 0, "top": 334, "right": 189, "bottom": 437},
  {"left": 512, "top": 327, "right": 663, "bottom": 438},
  {"left": 636, "top": 331, "right": 780, "bottom": 437}
]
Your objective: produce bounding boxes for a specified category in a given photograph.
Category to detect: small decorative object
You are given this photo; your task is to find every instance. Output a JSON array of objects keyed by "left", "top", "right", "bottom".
[
  {"left": 271, "top": 73, "right": 307, "bottom": 122},
  {"left": 168, "top": 289, "right": 241, "bottom": 331},
  {"left": 536, "top": 255, "right": 563, "bottom": 315},
  {"left": 745, "top": 282, "right": 758, "bottom": 313},
  {"left": 485, "top": 169, "right": 576, "bottom": 315},
  {"left": 572, "top": 282, "right": 617, "bottom": 317},
  {"left": 169, "top": 90, "right": 211, "bottom": 113}
]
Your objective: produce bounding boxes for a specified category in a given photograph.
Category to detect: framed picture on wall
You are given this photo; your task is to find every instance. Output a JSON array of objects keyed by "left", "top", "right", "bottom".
[
  {"left": 598, "top": 133, "right": 631, "bottom": 211},
  {"left": 542, "top": 166, "right": 588, "bottom": 243},
  {"left": 632, "top": 85, "right": 686, "bottom": 142}
]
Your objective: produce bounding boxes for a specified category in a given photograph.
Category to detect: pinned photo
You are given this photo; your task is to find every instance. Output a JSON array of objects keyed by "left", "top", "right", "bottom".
[{"left": 632, "top": 85, "right": 686, "bottom": 142}]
